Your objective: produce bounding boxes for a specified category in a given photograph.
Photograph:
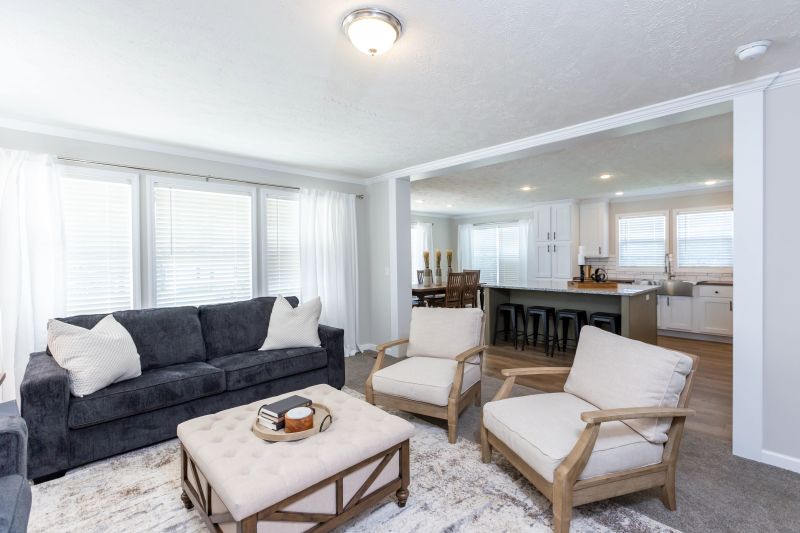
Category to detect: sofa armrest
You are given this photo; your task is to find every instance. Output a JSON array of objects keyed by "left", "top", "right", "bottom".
[
  {"left": 318, "top": 325, "right": 345, "bottom": 389},
  {"left": 20, "top": 352, "right": 71, "bottom": 479},
  {"left": 0, "top": 415, "right": 27, "bottom": 478}
]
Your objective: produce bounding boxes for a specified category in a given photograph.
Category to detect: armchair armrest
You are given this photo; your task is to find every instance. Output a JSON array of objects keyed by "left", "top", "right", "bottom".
[
  {"left": 318, "top": 324, "right": 345, "bottom": 389},
  {"left": 376, "top": 338, "right": 409, "bottom": 352},
  {"left": 581, "top": 407, "right": 695, "bottom": 425},
  {"left": 20, "top": 352, "right": 71, "bottom": 479},
  {"left": 454, "top": 345, "right": 486, "bottom": 362},
  {"left": 501, "top": 367, "right": 571, "bottom": 377},
  {"left": 0, "top": 415, "right": 27, "bottom": 478}
]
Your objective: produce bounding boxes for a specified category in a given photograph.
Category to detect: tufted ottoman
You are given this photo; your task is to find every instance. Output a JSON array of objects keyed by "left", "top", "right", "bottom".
[{"left": 177, "top": 383, "right": 414, "bottom": 532}]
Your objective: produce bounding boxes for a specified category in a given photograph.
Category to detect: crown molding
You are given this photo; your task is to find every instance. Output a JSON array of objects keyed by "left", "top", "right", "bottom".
[
  {"left": 410, "top": 211, "right": 455, "bottom": 220},
  {"left": 0, "top": 116, "right": 366, "bottom": 185},
  {"left": 367, "top": 71, "right": 786, "bottom": 185}
]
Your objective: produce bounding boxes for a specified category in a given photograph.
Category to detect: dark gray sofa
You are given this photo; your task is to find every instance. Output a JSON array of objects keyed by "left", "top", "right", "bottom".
[
  {"left": 20, "top": 296, "right": 345, "bottom": 481},
  {"left": 0, "top": 402, "right": 31, "bottom": 533}
]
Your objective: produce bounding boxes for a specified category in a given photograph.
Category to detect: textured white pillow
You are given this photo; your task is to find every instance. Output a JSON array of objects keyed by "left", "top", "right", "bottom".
[
  {"left": 260, "top": 296, "right": 322, "bottom": 351},
  {"left": 47, "top": 315, "right": 142, "bottom": 397}
]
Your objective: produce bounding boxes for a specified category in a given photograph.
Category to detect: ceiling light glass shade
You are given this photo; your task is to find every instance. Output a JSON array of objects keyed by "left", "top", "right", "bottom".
[{"left": 343, "top": 9, "right": 402, "bottom": 56}]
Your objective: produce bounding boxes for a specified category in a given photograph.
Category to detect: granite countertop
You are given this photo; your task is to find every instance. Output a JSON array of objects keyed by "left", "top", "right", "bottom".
[{"left": 484, "top": 280, "right": 658, "bottom": 296}]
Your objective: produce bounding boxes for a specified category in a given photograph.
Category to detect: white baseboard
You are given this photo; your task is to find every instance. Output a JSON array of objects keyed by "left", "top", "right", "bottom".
[
  {"left": 358, "top": 343, "right": 378, "bottom": 353},
  {"left": 761, "top": 449, "right": 800, "bottom": 474},
  {"left": 657, "top": 329, "right": 733, "bottom": 344}
]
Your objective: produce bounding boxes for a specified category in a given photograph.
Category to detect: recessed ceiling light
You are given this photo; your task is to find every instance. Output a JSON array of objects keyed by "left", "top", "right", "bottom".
[
  {"left": 600, "top": 174, "right": 612, "bottom": 180},
  {"left": 704, "top": 179, "right": 719, "bottom": 186},
  {"left": 342, "top": 8, "right": 402, "bottom": 56},
  {"left": 520, "top": 186, "right": 533, "bottom": 191},
  {"left": 446, "top": 204, "right": 453, "bottom": 208},
  {"left": 415, "top": 199, "right": 424, "bottom": 204},
  {"left": 615, "top": 191, "right": 624, "bottom": 196}
]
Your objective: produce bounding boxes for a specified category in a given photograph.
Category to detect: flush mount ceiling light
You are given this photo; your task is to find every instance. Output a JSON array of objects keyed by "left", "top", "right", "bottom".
[
  {"left": 342, "top": 8, "right": 402, "bottom": 56},
  {"left": 599, "top": 174, "right": 612, "bottom": 180},
  {"left": 735, "top": 40, "right": 771, "bottom": 61}
]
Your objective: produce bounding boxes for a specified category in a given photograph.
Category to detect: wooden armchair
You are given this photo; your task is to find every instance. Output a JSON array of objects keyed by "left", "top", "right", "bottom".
[
  {"left": 480, "top": 326, "right": 697, "bottom": 532},
  {"left": 366, "top": 307, "right": 486, "bottom": 443}
]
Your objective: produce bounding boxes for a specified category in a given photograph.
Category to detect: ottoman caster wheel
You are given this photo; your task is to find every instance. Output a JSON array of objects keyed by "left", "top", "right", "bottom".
[
  {"left": 181, "top": 490, "right": 194, "bottom": 510},
  {"left": 396, "top": 488, "right": 409, "bottom": 508}
]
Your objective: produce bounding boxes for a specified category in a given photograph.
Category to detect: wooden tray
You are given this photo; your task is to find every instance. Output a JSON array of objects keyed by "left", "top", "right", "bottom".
[{"left": 251, "top": 403, "right": 332, "bottom": 442}]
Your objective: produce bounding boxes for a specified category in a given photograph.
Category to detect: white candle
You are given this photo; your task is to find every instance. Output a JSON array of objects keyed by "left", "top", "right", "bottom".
[{"left": 577, "top": 245, "right": 586, "bottom": 266}]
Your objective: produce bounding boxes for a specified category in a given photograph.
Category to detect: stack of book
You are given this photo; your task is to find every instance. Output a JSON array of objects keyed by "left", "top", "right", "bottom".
[{"left": 257, "top": 395, "right": 312, "bottom": 431}]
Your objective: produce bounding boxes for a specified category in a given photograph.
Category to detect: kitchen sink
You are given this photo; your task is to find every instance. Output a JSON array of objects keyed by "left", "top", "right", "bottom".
[{"left": 657, "top": 280, "right": 694, "bottom": 297}]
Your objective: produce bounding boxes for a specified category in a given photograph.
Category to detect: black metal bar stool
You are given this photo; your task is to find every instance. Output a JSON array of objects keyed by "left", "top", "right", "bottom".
[
  {"left": 554, "top": 309, "right": 589, "bottom": 352},
  {"left": 590, "top": 312, "right": 622, "bottom": 335},
  {"left": 524, "top": 306, "right": 559, "bottom": 356},
  {"left": 492, "top": 303, "right": 526, "bottom": 349}
]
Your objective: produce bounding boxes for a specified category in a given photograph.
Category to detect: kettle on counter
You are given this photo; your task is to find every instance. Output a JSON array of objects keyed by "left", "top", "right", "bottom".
[{"left": 590, "top": 267, "right": 608, "bottom": 283}]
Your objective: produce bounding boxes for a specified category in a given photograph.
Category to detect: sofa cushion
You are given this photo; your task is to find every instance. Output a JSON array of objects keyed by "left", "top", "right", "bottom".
[
  {"left": 208, "top": 347, "right": 327, "bottom": 391},
  {"left": 483, "top": 392, "right": 664, "bottom": 483},
  {"left": 406, "top": 308, "right": 484, "bottom": 359},
  {"left": 564, "top": 326, "right": 694, "bottom": 443},
  {"left": 53, "top": 306, "right": 205, "bottom": 371},
  {"left": 371, "top": 356, "right": 482, "bottom": 406},
  {"left": 68, "top": 362, "right": 225, "bottom": 429},
  {"left": 0, "top": 474, "right": 31, "bottom": 533},
  {"left": 199, "top": 297, "right": 300, "bottom": 359}
]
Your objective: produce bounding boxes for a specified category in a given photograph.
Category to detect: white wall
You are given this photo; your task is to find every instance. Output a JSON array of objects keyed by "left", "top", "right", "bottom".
[
  {"left": 0, "top": 126, "right": 373, "bottom": 344},
  {"left": 762, "top": 82, "right": 800, "bottom": 467},
  {"left": 410, "top": 214, "right": 455, "bottom": 257}
]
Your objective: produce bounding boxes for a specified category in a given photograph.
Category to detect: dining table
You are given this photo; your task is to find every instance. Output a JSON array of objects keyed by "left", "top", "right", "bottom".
[{"left": 411, "top": 283, "right": 485, "bottom": 309}]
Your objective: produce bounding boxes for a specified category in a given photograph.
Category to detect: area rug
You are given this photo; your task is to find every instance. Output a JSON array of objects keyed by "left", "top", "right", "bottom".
[{"left": 29, "top": 388, "right": 678, "bottom": 532}]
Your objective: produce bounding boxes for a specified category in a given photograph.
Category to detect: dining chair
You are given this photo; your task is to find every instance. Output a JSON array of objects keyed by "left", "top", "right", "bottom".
[
  {"left": 432, "top": 272, "right": 465, "bottom": 308},
  {"left": 462, "top": 270, "right": 481, "bottom": 308}
]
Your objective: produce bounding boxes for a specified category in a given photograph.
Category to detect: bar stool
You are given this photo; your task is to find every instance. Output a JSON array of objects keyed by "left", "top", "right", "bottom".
[
  {"left": 525, "top": 306, "right": 558, "bottom": 356},
  {"left": 590, "top": 312, "right": 622, "bottom": 335},
  {"left": 554, "top": 309, "right": 589, "bottom": 352},
  {"left": 492, "top": 303, "right": 526, "bottom": 349}
]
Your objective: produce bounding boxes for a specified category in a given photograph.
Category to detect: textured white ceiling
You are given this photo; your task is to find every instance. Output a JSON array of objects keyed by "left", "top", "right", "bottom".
[
  {"left": 0, "top": 1, "right": 797, "bottom": 178},
  {"left": 411, "top": 114, "right": 733, "bottom": 215}
]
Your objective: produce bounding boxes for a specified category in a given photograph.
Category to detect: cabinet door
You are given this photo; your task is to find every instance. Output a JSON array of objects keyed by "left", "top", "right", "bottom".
[
  {"left": 695, "top": 297, "right": 733, "bottom": 336},
  {"left": 534, "top": 206, "right": 551, "bottom": 241},
  {"left": 663, "top": 296, "right": 694, "bottom": 331},
  {"left": 552, "top": 242, "right": 572, "bottom": 279},
  {"left": 533, "top": 243, "right": 552, "bottom": 278},
  {"left": 579, "top": 201, "right": 609, "bottom": 257},
  {"left": 657, "top": 296, "right": 667, "bottom": 329},
  {"left": 551, "top": 204, "right": 571, "bottom": 241}
]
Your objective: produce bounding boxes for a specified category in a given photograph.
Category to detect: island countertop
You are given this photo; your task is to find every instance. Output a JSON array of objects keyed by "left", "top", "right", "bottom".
[{"left": 483, "top": 280, "right": 659, "bottom": 297}]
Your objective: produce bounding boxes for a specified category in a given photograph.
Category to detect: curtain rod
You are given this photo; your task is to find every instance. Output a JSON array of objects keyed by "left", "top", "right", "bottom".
[{"left": 56, "top": 156, "right": 365, "bottom": 199}]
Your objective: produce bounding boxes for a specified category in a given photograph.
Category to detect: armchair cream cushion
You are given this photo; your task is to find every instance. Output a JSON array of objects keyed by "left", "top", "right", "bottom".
[
  {"left": 371, "top": 356, "right": 482, "bottom": 406},
  {"left": 563, "top": 326, "right": 693, "bottom": 443},
  {"left": 483, "top": 392, "right": 663, "bottom": 482},
  {"left": 406, "top": 307, "right": 483, "bottom": 359}
]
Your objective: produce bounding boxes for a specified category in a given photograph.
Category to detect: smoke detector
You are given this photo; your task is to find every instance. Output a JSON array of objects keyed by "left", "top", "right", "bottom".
[{"left": 735, "top": 40, "right": 771, "bottom": 61}]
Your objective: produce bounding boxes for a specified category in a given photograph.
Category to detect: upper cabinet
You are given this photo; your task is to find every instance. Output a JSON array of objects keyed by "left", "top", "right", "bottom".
[
  {"left": 579, "top": 200, "right": 610, "bottom": 257},
  {"left": 534, "top": 203, "right": 573, "bottom": 242},
  {"left": 533, "top": 202, "right": 577, "bottom": 280},
  {"left": 533, "top": 206, "right": 552, "bottom": 241}
]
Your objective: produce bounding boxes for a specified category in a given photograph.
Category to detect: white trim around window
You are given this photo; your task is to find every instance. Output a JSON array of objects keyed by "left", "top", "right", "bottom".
[
  {"left": 143, "top": 175, "right": 258, "bottom": 308},
  {"left": 615, "top": 210, "right": 669, "bottom": 270},
  {"left": 673, "top": 205, "right": 734, "bottom": 272}
]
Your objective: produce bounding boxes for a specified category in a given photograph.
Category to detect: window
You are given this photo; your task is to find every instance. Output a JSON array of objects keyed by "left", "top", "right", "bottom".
[
  {"left": 61, "top": 168, "right": 138, "bottom": 315},
  {"left": 471, "top": 223, "right": 520, "bottom": 284},
  {"left": 676, "top": 208, "right": 733, "bottom": 268},
  {"left": 152, "top": 181, "right": 253, "bottom": 307},
  {"left": 263, "top": 193, "right": 301, "bottom": 296},
  {"left": 410, "top": 222, "right": 433, "bottom": 283},
  {"left": 618, "top": 213, "right": 667, "bottom": 268}
]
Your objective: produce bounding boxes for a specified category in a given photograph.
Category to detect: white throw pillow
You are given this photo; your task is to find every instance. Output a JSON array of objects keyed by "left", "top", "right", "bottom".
[
  {"left": 47, "top": 315, "right": 142, "bottom": 397},
  {"left": 260, "top": 296, "right": 322, "bottom": 351}
]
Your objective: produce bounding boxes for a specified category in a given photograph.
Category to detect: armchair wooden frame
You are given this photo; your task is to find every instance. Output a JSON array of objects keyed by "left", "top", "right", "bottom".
[
  {"left": 365, "top": 319, "right": 487, "bottom": 444},
  {"left": 480, "top": 354, "right": 698, "bottom": 533}
]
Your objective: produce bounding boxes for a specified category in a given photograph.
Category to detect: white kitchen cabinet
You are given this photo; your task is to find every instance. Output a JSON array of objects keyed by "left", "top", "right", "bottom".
[
  {"left": 533, "top": 243, "right": 552, "bottom": 278},
  {"left": 659, "top": 295, "right": 694, "bottom": 331},
  {"left": 551, "top": 204, "right": 572, "bottom": 241},
  {"left": 552, "top": 242, "right": 572, "bottom": 279},
  {"left": 694, "top": 297, "right": 733, "bottom": 336},
  {"left": 534, "top": 206, "right": 552, "bottom": 241},
  {"left": 533, "top": 202, "right": 576, "bottom": 280},
  {"left": 579, "top": 201, "right": 609, "bottom": 257}
]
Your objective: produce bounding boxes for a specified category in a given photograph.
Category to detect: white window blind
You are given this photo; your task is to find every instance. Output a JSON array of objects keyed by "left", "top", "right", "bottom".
[
  {"left": 153, "top": 185, "right": 253, "bottom": 307},
  {"left": 471, "top": 223, "right": 520, "bottom": 284},
  {"left": 618, "top": 214, "right": 666, "bottom": 268},
  {"left": 676, "top": 209, "right": 733, "bottom": 268},
  {"left": 62, "top": 174, "right": 136, "bottom": 315},
  {"left": 264, "top": 194, "right": 301, "bottom": 297}
]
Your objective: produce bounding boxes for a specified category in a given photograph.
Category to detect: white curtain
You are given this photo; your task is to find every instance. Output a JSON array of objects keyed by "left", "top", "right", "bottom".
[
  {"left": 457, "top": 223, "right": 473, "bottom": 270},
  {"left": 0, "top": 149, "right": 65, "bottom": 402},
  {"left": 299, "top": 189, "right": 359, "bottom": 355},
  {"left": 410, "top": 222, "right": 433, "bottom": 283},
  {"left": 519, "top": 218, "right": 531, "bottom": 284}
]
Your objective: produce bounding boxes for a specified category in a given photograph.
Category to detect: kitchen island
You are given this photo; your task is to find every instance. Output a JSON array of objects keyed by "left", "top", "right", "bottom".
[{"left": 484, "top": 280, "right": 659, "bottom": 346}]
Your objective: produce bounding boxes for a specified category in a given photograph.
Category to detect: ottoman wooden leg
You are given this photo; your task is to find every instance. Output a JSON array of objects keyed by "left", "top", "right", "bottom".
[
  {"left": 180, "top": 490, "right": 194, "bottom": 510},
  {"left": 396, "top": 488, "right": 409, "bottom": 507}
]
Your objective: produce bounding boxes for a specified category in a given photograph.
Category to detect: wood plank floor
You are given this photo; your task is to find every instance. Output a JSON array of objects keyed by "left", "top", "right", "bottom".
[{"left": 484, "top": 334, "right": 733, "bottom": 441}]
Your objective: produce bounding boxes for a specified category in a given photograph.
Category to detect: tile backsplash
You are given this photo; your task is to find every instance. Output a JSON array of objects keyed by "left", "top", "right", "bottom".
[{"left": 584, "top": 256, "right": 733, "bottom": 283}]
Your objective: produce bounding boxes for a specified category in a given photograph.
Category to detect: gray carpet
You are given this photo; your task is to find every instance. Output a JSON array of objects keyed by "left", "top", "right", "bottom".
[{"left": 347, "top": 353, "right": 800, "bottom": 533}]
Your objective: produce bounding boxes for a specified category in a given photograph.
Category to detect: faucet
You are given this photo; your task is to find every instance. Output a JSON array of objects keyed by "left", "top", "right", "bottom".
[{"left": 664, "top": 253, "right": 674, "bottom": 280}]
